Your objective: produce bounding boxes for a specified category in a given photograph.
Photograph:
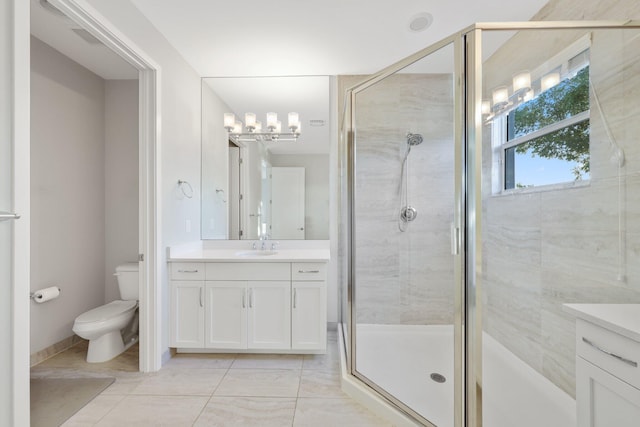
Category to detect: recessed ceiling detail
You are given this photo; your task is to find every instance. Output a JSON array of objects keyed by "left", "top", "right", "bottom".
[{"left": 409, "top": 13, "right": 433, "bottom": 32}]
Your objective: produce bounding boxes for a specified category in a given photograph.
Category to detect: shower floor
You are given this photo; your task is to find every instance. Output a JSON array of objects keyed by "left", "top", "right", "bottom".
[{"left": 354, "top": 324, "right": 576, "bottom": 427}]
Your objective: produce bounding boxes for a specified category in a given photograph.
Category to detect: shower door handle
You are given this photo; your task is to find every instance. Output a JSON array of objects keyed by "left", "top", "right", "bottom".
[
  {"left": 450, "top": 224, "right": 460, "bottom": 255},
  {"left": 0, "top": 211, "right": 20, "bottom": 221}
]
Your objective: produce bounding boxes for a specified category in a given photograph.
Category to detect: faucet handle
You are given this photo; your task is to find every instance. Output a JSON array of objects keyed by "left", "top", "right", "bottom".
[
  {"left": 252, "top": 241, "right": 257, "bottom": 250},
  {"left": 271, "top": 241, "right": 279, "bottom": 250}
]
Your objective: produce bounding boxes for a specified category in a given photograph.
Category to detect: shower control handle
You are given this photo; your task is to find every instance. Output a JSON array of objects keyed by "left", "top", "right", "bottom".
[{"left": 582, "top": 337, "right": 638, "bottom": 367}]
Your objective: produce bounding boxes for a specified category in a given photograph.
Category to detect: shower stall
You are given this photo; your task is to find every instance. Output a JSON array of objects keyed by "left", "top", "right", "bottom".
[{"left": 338, "top": 21, "right": 640, "bottom": 427}]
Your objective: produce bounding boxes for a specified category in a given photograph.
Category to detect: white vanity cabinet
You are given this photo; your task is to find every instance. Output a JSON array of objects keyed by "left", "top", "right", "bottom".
[
  {"left": 204, "top": 281, "right": 246, "bottom": 349},
  {"left": 576, "top": 319, "right": 640, "bottom": 427},
  {"left": 169, "top": 263, "right": 206, "bottom": 348},
  {"left": 564, "top": 304, "right": 640, "bottom": 427},
  {"left": 292, "top": 263, "right": 327, "bottom": 350},
  {"left": 170, "top": 260, "right": 326, "bottom": 353}
]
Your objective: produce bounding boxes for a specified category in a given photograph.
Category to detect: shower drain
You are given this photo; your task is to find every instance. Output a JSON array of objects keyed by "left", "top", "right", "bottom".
[{"left": 430, "top": 373, "right": 446, "bottom": 383}]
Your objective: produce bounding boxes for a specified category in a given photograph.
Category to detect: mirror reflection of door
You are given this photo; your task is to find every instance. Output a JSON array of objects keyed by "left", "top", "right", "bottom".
[
  {"left": 271, "top": 167, "right": 305, "bottom": 239},
  {"left": 228, "top": 143, "right": 240, "bottom": 239}
]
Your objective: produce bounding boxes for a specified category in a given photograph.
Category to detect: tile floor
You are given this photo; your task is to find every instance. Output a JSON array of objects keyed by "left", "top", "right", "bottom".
[{"left": 31, "top": 331, "right": 392, "bottom": 426}]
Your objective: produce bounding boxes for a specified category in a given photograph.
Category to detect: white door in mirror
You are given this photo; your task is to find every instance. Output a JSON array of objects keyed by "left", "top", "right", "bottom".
[{"left": 271, "top": 167, "right": 305, "bottom": 239}]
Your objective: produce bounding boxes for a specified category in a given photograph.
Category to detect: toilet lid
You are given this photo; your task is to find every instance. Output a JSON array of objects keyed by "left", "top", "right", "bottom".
[{"left": 75, "top": 300, "right": 137, "bottom": 324}]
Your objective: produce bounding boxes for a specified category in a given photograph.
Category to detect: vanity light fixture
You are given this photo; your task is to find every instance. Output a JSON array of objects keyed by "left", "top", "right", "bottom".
[
  {"left": 541, "top": 72, "right": 561, "bottom": 91},
  {"left": 512, "top": 70, "right": 531, "bottom": 99},
  {"left": 491, "top": 86, "right": 510, "bottom": 112},
  {"left": 224, "top": 112, "right": 301, "bottom": 142}
]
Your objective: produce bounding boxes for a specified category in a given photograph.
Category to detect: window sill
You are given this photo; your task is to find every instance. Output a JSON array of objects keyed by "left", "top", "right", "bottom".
[{"left": 493, "top": 179, "right": 590, "bottom": 197}]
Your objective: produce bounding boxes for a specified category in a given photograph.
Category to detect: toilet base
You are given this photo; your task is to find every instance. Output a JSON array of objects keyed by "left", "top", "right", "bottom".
[{"left": 86, "top": 330, "right": 125, "bottom": 363}]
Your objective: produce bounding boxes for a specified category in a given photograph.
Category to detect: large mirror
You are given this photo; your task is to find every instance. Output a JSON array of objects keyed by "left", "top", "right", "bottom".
[{"left": 201, "top": 76, "right": 330, "bottom": 240}]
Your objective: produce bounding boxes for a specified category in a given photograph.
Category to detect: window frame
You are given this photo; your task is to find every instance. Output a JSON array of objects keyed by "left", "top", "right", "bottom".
[{"left": 491, "top": 34, "right": 592, "bottom": 195}]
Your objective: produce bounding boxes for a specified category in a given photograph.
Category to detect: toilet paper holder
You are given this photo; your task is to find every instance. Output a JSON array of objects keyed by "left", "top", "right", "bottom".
[{"left": 30, "top": 286, "right": 62, "bottom": 301}]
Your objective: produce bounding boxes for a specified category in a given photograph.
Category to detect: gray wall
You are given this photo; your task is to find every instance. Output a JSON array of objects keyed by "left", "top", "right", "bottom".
[
  {"left": 343, "top": 73, "right": 455, "bottom": 325},
  {"left": 105, "top": 79, "right": 139, "bottom": 302},
  {"left": 270, "top": 154, "right": 330, "bottom": 240},
  {"left": 31, "top": 36, "right": 107, "bottom": 354},
  {"left": 481, "top": 0, "right": 640, "bottom": 397},
  {"left": 30, "top": 37, "right": 139, "bottom": 354}
]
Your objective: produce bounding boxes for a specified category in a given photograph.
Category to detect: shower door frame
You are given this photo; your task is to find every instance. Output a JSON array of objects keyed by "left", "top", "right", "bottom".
[
  {"left": 344, "top": 20, "right": 640, "bottom": 427},
  {"left": 345, "top": 32, "right": 467, "bottom": 427}
]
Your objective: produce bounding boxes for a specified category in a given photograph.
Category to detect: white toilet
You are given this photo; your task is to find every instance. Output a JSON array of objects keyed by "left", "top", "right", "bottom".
[{"left": 72, "top": 262, "right": 139, "bottom": 363}]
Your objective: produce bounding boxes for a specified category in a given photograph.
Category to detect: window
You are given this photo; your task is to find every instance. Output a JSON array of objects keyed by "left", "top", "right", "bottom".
[{"left": 494, "top": 45, "right": 590, "bottom": 192}]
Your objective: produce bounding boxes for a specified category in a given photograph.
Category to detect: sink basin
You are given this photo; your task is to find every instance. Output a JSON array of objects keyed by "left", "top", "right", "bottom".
[{"left": 235, "top": 250, "right": 279, "bottom": 257}]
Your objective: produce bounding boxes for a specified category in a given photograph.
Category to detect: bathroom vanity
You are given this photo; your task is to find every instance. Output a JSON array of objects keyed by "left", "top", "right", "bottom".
[
  {"left": 169, "top": 244, "right": 329, "bottom": 354},
  {"left": 564, "top": 304, "right": 640, "bottom": 427}
]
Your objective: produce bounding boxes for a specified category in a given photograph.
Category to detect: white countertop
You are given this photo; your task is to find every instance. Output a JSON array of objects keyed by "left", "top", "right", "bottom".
[
  {"left": 563, "top": 304, "right": 640, "bottom": 342},
  {"left": 168, "top": 248, "right": 330, "bottom": 263}
]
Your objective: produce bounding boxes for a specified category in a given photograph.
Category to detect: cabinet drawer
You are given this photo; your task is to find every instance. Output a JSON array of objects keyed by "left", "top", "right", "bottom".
[
  {"left": 292, "top": 262, "right": 327, "bottom": 281},
  {"left": 206, "top": 262, "right": 290, "bottom": 280},
  {"left": 171, "top": 262, "right": 205, "bottom": 280},
  {"left": 577, "top": 319, "right": 640, "bottom": 389}
]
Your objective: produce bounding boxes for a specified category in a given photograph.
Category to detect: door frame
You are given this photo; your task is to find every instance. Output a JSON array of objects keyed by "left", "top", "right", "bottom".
[
  {"left": 12, "top": 0, "right": 31, "bottom": 425},
  {"left": 49, "top": 0, "right": 162, "bottom": 373}
]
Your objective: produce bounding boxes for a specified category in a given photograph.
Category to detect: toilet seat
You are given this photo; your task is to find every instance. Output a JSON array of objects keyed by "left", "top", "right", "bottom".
[{"left": 75, "top": 300, "right": 137, "bottom": 324}]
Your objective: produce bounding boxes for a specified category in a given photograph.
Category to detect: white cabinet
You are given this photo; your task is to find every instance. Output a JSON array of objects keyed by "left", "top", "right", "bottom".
[
  {"left": 170, "top": 281, "right": 204, "bottom": 348},
  {"left": 292, "top": 262, "right": 327, "bottom": 350},
  {"left": 170, "top": 260, "right": 327, "bottom": 353},
  {"left": 205, "top": 281, "right": 247, "bottom": 349},
  {"left": 292, "top": 281, "right": 326, "bottom": 350},
  {"left": 575, "top": 318, "right": 640, "bottom": 427},
  {"left": 247, "top": 281, "right": 291, "bottom": 349},
  {"left": 577, "top": 357, "right": 640, "bottom": 427}
]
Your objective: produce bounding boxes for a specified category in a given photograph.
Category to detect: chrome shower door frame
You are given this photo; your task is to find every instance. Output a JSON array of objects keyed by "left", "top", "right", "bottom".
[
  {"left": 344, "top": 19, "right": 640, "bottom": 427},
  {"left": 345, "top": 32, "right": 466, "bottom": 427}
]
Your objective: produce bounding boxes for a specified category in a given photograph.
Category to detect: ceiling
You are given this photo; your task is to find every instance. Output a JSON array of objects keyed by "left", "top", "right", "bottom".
[
  {"left": 30, "top": 0, "right": 549, "bottom": 155},
  {"left": 129, "top": 0, "right": 549, "bottom": 77}
]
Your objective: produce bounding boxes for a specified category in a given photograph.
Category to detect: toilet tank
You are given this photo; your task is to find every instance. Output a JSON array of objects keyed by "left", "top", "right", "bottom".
[{"left": 115, "top": 262, "right": 139, "bottom": 300}]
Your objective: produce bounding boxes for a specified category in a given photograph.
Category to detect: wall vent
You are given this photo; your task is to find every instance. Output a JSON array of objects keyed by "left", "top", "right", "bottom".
[{"left": 309, "top": 119, "right": 326, "bottom": 127}]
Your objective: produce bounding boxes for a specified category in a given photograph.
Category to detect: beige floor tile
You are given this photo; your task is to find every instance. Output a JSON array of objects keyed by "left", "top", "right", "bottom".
[
  {"left": 131, "top": 368, "right": 227, "bottom": 396},
  {"left": 293, "top": 397, "right": 392, "bottom": 427},
  {"left": 231, "top": 353, "right": 303, "bottom": 370},
  {"left": 36, "top": 341, "right": 139, "bottom": 373},
  {"left": 193, "top": 397, "right": 296, "bottom": 427},
  {"left": 164, "top": 353, "right": 236, "bottom": 370},
  {"left": 61, "top": 394, "right": 125, "bottom": 426},
  {"left": 298, "top": 370, "right": 346, "bottom": 398},
  {"left": 302, "top": 343, "right": 340, "bottom": 372},
  {"left": 101, "top": 373, "right": 145, "bottom": 395},
  {"left": 215, "top": 369, "right": 300, "bottom": 397},
  {"left": 95, "top": 395, "right": 208, "bottom": 427}
]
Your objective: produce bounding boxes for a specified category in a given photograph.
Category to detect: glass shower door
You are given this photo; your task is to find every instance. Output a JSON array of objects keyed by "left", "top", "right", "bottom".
[{"left": 349, "top": 40, "right": 461, "bottom": 426}]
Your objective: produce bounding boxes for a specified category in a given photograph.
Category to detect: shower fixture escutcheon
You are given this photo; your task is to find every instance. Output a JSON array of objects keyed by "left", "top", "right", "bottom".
[{"left": 400, "top": 206, "right": 418, "bottom": 222}]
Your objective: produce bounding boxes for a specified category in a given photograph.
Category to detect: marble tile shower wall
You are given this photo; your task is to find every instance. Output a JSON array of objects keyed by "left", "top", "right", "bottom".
[
  {"left": 352, "top": 73, "right": 455, "bottom": 325},
  {"left": 482, "top": 28, "right": 640, "bottom": 398}
]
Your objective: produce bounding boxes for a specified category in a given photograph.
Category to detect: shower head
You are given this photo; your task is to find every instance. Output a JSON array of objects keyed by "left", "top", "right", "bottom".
[{"left": 407, "top": 133, "right": 423, "bottom": 146}]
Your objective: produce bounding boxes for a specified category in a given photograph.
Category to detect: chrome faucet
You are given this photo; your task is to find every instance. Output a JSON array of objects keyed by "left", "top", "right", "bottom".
[{"left": 271, "top": 241, "right": 279, "bottom": 251}]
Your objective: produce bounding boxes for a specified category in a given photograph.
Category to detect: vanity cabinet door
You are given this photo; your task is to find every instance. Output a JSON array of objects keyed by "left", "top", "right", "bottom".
[
  {"left": 291, "top": 281, "right": 326, "bottom": 351},
  {"left": 577, "top": 356, "right": 640, "bottom": 427},
  {"left": 170, "top": 281, "right": 205, "bottom": 348},
  {"left": 247, "top": 281, "right": 291, "bottom": 349},
  {"left": 205, "top": 281, "right": 247, "bottom": 349}
]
